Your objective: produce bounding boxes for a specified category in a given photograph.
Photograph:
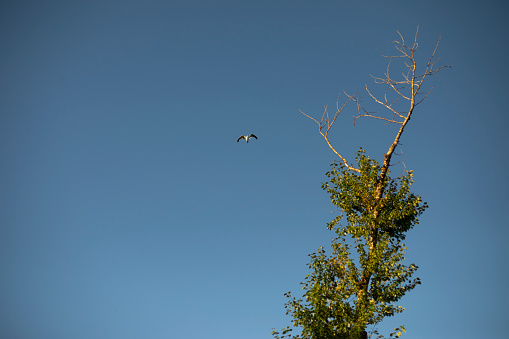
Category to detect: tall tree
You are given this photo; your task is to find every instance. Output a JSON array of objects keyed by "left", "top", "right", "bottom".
[{"left": 273, "top": 29, "right": 448, "bottom": 339}]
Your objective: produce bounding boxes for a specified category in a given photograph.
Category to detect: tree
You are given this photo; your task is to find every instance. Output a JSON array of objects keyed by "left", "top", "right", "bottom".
[{"left": 273, "top": 28, "right": 449, "bottom": 339}]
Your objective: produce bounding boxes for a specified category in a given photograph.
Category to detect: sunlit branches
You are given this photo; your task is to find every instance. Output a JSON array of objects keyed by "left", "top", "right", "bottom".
[{"left": 300, "top": 93, "right": 361, "bottom": 173}]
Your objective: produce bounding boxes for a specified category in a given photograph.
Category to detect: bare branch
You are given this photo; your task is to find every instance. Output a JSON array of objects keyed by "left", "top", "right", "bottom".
[
  {"left": 301, "top": 28, "right": 448, "bottom": 178},
  {"left": 300, "top": 94, "right": 361, "bottom": 173},
  {"left": 363, "top": 86, "right": 405, "bottom": 120},
  {"left": 416, "top": 87, "right": 434, "bottom": 105}
]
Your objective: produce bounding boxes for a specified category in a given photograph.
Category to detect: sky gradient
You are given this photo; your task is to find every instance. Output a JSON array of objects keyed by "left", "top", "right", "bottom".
[{"left": 1, "top": 1, "right": 508, "bottom": 338}]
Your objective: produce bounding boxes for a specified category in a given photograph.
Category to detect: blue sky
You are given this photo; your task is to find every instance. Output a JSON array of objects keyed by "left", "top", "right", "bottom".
[{"left": 1, "top": 0, "right": 508, "bottom": 338}]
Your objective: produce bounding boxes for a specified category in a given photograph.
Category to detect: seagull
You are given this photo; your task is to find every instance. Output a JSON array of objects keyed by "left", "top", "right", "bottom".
[{"left": 237, "top": 134, "right": 257, "bottom": 143}]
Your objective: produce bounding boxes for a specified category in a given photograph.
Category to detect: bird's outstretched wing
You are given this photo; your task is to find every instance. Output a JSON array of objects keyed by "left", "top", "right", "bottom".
[
  {"left": 237, "top": 136, "right": 246, "bottom": 142},
  {"left": 249, "top": 134, "right": 257, "bottom": 139}
]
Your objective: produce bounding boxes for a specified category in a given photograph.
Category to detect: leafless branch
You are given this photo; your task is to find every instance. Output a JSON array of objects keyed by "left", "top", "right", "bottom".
[
  {"left": 300, "top": 93, "right": 360, "bottom": 173},
  {"left": 301, "top": 28, "right": 449, "bottom": 179}
]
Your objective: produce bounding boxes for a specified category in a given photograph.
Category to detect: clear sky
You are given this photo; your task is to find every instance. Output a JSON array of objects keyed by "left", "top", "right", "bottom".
[{"left": 1, "top": 1, "right": 508, "bottom": 338}]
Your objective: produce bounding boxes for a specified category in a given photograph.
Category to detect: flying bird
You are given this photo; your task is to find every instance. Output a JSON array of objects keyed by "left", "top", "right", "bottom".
[{"left": 237, "top": 134, "right": 257, "bottom": 143}]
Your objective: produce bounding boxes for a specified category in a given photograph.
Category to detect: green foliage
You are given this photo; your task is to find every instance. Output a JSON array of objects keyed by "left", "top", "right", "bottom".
[{"left": 273, "top": 150, "right": 427, "bottom": 339}]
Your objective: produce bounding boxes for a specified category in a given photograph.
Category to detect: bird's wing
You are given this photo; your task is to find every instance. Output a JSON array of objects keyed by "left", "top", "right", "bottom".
[
  {"left": 249, "top": 134, "right": 257, "bottom": 139},
  {"left": 237, "top": 136, "right": 245, "bottom": 142}
]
